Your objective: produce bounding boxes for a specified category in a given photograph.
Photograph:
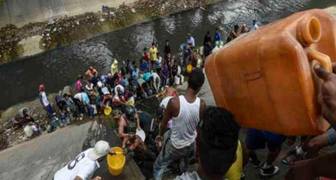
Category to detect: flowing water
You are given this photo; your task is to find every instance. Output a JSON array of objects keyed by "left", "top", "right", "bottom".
[{"left": 0, "top": 0, "right": 335, "bottom": 109}]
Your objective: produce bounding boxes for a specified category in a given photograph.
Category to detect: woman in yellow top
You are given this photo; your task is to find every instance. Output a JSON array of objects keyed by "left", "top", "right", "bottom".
[
  {"left": 225, "top": 141, "right": 243, "bottom": 180},
  {"left": 149, "top": 43, "right": 158, "bottom": 62}
]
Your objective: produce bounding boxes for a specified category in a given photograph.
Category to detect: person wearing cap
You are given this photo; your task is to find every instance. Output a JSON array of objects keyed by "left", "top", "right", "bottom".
[
  {"left": 117, "top": 106, "right": 144, "bottom": 150},
  {"left": 38, "top": 84, "right": 54, "bottom": 117},
  {"left": 175, "top": 106, "right": 242, "bottom": 180},
  {"left": 54, "top": 140, "right": 113, "bottom": 180}
]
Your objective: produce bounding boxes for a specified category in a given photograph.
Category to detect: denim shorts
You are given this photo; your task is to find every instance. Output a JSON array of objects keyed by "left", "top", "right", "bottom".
[{"left": 245, "top": 129, "right": 286, "bottom": 151}]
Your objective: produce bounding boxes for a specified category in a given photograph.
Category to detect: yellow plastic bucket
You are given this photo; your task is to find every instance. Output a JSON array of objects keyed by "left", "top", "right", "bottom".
[
  {"left": 186, "top": 64, "right": 193, "bottom": 73},
  {"left": 104, "top": 106, "right": 112, "bottom": 116},
  {"left": 126, "top": 98, "right": 135, "bottom": 107},
  {"left": 107, "top": 147, "right": 126, "bottom": 176}
]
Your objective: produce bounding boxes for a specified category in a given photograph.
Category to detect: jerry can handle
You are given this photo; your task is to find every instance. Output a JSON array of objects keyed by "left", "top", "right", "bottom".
[
  {"left": 297, "top": 16, "right": 321, "bottom": 47},
  {"left": 306, "top": 47, "right": 332, "bottom": 72}
]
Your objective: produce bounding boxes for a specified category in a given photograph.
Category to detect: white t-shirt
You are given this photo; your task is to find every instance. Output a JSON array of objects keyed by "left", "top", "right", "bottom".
[
  {"left": 54, "top": 149, "right": 99, "bottom": 180},
  {"left": 74, "top": 93, "right": 83, "bottom": 102},
  {"left": 152, "top": 72, "right": 161, "bottom": 89},
  {"left": 114, "top": 84, "right": 125, "bottom": 96},
  {"left": 177, "top": 66, "right": 182, "bottom": 75},
  {"left": 101, "top": 87, "right": 110, "bottom": 95},
  {"left": 40, "top": 92, "right": 50, "bottom": 107}
]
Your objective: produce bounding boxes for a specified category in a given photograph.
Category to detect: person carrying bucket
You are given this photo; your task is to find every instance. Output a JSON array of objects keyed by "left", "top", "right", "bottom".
[{"left": 54, "top": 140, "right": 114, "bottom": 180}]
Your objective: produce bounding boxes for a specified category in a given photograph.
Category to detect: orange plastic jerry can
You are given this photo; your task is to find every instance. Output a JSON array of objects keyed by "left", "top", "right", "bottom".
[{"left": 205, "top": 9, "right": 336, "bottom": 135}]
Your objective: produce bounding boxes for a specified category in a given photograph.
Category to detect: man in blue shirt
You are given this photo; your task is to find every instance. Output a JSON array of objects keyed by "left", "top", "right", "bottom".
[{"left": 214, "top": 28, "right": 222, "bottom": 43}]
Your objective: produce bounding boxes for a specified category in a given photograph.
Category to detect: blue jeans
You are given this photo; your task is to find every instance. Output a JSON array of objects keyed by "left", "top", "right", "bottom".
[
  {"left": 245, "top": 129, "right": 285, "bottom": 151},
  {"left": 153, "top": 130, "right": 194, "bottom": 180},
  {"left": 60, "top": 112, "right": 70, "bottom": 125},
  {"left": 44, "top": 104, "right": 54, "bottom": 118}
]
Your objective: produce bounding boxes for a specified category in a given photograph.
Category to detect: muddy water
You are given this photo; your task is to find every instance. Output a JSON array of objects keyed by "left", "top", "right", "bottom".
[{"left": 0, "top": 0, "right": 335, "bottom": 109}]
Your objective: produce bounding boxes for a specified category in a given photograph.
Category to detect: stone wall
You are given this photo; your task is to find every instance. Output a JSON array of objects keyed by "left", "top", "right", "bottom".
[{"left": 0, "top": 0, "right": 136, "bottom": 27}]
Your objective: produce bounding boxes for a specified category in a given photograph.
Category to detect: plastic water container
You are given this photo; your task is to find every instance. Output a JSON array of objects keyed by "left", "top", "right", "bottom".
[
  {"left": 107, "top": 147, "right": 126, "bottom": 176},
  {"left": 24, "top": 125, "right": 33, "bottom": 137},
  {"left": 205, "top": 9, "right": 336, "bottom": 135}
]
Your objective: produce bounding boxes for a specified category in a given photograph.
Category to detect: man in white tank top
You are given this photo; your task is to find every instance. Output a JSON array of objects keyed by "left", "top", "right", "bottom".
[{"left": 153, "top": 69, "right": 206, "bottom": 180}]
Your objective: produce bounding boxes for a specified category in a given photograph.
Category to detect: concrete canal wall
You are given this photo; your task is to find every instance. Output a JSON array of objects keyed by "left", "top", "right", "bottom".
[{"left": 0, "top": 0, "right": 136, "bottom": 27}]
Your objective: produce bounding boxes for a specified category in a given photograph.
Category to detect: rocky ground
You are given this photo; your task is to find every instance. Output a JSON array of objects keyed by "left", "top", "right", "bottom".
[
  {"left": 0, "top": 0, "right": 219, "bottom": 64},
  {"left": 0, "top": 93, "right": 58, "bottom": 150}
]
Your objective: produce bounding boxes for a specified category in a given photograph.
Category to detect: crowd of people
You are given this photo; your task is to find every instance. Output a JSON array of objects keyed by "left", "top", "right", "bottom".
[{"left": 10, "top": 19, "right": 336, "bottom": 180}]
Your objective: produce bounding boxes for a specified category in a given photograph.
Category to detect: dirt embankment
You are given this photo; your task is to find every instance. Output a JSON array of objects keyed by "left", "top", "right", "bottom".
[
  {"left": 0, "top": 93, "right": 59, "bottom": 150},
  {"left": 0, "top": 0, "right": 219, "bottom": 64}
]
